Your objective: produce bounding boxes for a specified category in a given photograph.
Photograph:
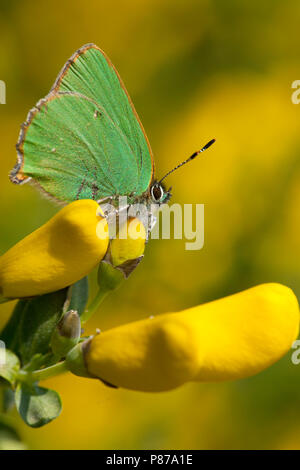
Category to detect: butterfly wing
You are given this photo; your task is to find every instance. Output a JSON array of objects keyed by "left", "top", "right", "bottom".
[{"left": 11, "top": 44, "right": 154, "bottom": 203}]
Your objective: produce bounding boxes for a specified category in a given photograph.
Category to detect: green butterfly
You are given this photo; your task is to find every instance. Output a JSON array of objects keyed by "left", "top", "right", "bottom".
[{"left": 10, "top": 44, "right": 214, "bottom": 209}]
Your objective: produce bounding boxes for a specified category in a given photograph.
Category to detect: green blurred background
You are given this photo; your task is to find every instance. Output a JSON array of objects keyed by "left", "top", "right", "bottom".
[{"left": 1, "top": 0, "right": 300, "bottom": 450}]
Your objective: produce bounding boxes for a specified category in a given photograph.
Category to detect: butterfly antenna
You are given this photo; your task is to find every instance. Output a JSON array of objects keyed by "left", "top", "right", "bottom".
[{"left": 159, "top": 139, "right": 216, "bottom": 184}]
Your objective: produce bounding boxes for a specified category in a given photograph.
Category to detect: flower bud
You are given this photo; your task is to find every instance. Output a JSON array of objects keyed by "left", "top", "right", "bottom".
[
  {"left": 110, "top": 218, "right": 146, "bottom": 268},
  {"left": 51, "top": 310, "right": 81, "bottom": 357},
  {"left": 0, "top": 200, "right": 109, "bottom": 300},
  {"left": 79, "top": 283, "right": 299, "bottom": 392},
  {"left": 65, "top": 340, "right": 93, "bottom": 378}
]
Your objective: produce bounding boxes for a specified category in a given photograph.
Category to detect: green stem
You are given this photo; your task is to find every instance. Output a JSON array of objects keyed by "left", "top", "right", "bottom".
[
  {"left": 81, "top": 262, "right": 124, "bottom": 324},
  {"left": 81, "top": 287, "right": 108, "bottom": 324},
  {"left": 18, "top": 361, "right": 68, "bottom": 384}
]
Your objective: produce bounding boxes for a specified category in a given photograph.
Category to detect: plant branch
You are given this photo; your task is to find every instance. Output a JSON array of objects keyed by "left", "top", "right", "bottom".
[{"left": 17, "top": 361, "right": 68, "bottom": 384}]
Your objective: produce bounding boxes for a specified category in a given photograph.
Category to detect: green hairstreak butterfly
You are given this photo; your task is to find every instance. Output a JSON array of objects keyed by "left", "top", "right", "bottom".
[{"left": 10, "top": 44, "right": 215, "bottom": 210}]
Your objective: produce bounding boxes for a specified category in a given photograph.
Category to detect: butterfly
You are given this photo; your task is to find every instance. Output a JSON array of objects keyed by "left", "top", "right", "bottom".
[{"left": 10, "top": 44, "right": 215, "bottom": 213}]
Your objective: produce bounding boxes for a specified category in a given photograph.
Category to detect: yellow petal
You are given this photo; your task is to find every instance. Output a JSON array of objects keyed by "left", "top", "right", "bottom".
[
  {"left": 85, "top": 283, "right": 299, "bottom": 392},
  {"left": 110, "top": 218, "right": 146, "bottom": 267},
  {"left": 0, "top": 200, "right": 109, "bottom": 299}
]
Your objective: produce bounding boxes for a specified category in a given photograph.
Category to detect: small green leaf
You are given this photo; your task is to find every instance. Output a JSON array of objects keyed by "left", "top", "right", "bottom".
[
  {"left": 0, "top": 349, "right": 20, "bottom": 385},
  {"left": 15, "top": 383, "right": 62, "bottom": 428},
  {"left": 2, "top": 387, "right": 15, "bottom": 412},
  {"left": 69, "top": 276, "right": 89, "bottom": 316},
  {"left": 1, "top": 289, "right": 68, "bottom": 365}
]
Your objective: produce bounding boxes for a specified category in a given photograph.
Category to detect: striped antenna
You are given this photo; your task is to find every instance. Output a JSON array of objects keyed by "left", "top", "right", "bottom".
[{"left": 159, "top": 139, "right": 216, "bottom": 184}]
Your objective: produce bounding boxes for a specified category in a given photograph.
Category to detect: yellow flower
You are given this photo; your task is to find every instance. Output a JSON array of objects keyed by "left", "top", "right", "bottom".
[
  {"left": 2, "top": 200, "right": 299, "bottom": 394},
  {"left": 0, "top": 200, "right": 109, "bottom": 300},
  {"left": 73, "top": 283, "right": 299, "bottom": 392},
  {"left": 110, "top": 217, "right": 146, "bottom": 267}
]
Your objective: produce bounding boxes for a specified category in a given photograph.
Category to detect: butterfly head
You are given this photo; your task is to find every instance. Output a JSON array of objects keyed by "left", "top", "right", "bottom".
[
  {"left": 151, "top": 139, "right": 216, "bottom": 206},
  {"left": 150, "top": 182, "right": 172, "bottom": 205}
]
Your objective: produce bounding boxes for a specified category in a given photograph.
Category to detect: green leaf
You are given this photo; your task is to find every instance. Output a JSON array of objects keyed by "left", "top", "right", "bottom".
[
  {"left": 0, "top": 300, "right": 25, "bottom": 353},
  {"left": 15, "top": 383, "right": 62, "bottom": 428},
  {"left": 0, "top": 350, "right": 20, "bottom": 386},
  {"left": 1, "top": 289, "right": 68, "bottom": 365},
  {"left": 69, "top": 276, "right": 89, "bottom": 316},
  {"left": 0, "top": 414, "right": 26, "bottom": 450},
  {"left": 2, "top": 387, "right": 15, "bottom": 413}
]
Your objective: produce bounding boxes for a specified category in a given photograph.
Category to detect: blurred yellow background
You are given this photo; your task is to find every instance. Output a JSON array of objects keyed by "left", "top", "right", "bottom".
[{"left": 1, "top": 0, "right": 300, "bottom": 449}]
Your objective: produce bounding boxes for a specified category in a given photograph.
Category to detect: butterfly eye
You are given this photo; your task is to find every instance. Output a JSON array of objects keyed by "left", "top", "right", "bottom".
[{"left": 151, "top": 184, "right": 164, "bottom": 203}]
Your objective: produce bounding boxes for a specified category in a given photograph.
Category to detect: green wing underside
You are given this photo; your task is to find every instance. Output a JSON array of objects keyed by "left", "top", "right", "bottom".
[{"left": 17, "top": 45, "right": 153, "bottom": 202}]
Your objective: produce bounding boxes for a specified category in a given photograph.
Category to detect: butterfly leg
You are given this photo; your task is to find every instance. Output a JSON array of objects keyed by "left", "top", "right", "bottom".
[
  {"left": 76, "top": 178, "right": 86, "bottom": 200},
  {"left": 97, "top": 196, "right": 114, "bottom": 205},
  {"left": 92, "top": 182, "right": 99, "bottom": 200}
]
